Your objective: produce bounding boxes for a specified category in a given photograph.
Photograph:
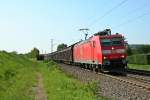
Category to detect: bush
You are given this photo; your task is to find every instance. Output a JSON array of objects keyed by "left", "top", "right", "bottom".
[
  {"left": 4, "top": 69, "right": 16, "bottom": 80},
  {"left": 127, "top": 54, "right": 150, "bottom": 65},
  {"left": 26, "top": 48, "right": 40, "bottom": 58}
]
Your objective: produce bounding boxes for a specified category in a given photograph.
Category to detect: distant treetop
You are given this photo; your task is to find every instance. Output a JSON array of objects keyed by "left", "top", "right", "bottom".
[{"left": 57, "top": 43, "right": 67, "bottom": 51}]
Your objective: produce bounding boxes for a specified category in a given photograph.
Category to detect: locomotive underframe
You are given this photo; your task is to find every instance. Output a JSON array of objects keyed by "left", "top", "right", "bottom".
[
  {"left": 72, "top": 58, "right": 127, "bottom": 73},
  {"left": 102, "top": 58, "right": 127, "bottom": 73}
]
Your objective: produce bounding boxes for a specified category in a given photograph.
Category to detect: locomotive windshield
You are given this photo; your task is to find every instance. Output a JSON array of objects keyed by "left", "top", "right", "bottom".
[
  {"left": 101, "top": 39, "right": 112, "bottom": 46},
  {"left": 101, "top": 37, "right": 123, "bottom": 46}
]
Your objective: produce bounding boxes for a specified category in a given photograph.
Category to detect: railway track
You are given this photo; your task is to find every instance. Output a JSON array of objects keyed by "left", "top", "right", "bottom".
[
  {"left": 61, "top": 64, "right": 150, "bottom": 92},
  {"left": 127, "top": 74, "right": 150, "bottom": 84},
  {"left": 59, "top": 63, "right": 150, "bottom": 99},
  {"left": 127, "top": 69, "right": 150, "bottom": 76},
  {"left": 126, "top": 69, "right": 150, "bottom": 91},
  {"left": 98, "top": 72, "right": 150, "bottom": 92},
  {"left": 117, "top": 75, "right": 150, "bottom": 91}
]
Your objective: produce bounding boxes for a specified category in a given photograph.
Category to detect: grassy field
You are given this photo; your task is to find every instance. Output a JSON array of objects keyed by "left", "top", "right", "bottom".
[
  {"left": 0, "top": 51, "right": 105, "bottom": 100},
  {"left": 38, "top": 61, "right": 106, "bottom": 100},
  {"left": 128, "top": 64, "right": 150, "bottom": 71},
  {"left": 0, "top": 51, "right": 37, "bottom": 99}
]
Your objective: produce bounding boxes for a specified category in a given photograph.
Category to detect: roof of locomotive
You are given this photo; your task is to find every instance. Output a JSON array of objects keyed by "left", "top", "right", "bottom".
[
  {"left": 74, "top": 33, "right": 124, "bottom": 46},
  {"left": 98, "top": 34, "right": 124, "bottom": 38},
  {"left": 74, "top": 38, "right": 91, "bottom": 46}
]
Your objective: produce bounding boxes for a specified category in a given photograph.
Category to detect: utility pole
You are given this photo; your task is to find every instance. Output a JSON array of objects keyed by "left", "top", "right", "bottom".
[
  {"left": 79, "top": 28, "right": 89, "bottom": 40},
  {"left": 41, "top": 49, "right": 43, "bottom": 54},
  {"left": 51, "top": 39, "right": 53, "bottom": 53}
]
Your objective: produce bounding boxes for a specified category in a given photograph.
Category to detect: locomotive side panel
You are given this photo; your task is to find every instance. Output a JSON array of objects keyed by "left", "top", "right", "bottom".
[
  {"left": 91, "top": 36, "right": 103, "bottom": 65},
  {"left": 74, "top": 40, "right": 94, "bottom": 64}
]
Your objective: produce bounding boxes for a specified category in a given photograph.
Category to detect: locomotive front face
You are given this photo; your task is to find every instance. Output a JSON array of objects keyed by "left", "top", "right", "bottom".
[{"left": 100, "top": 36, "right": 127, "bottom": 66}]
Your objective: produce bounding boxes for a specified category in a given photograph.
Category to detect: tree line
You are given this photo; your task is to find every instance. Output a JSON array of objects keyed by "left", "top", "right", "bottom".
[
  {"left": 127, "top": 44, "right": 150, "bottom": 56},
  {"left": 25, "top": 43, "right": 68, "bottom": 59}
]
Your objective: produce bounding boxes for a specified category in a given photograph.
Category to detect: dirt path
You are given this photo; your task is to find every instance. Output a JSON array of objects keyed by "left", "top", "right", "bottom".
[{"left": 35, "top": 73, "right": 47, "bottom": 100}]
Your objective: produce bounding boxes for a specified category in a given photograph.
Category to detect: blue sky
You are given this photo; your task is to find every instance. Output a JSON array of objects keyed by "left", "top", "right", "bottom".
[{"left": 0, "top": 0, "right": 150, "bottom": 53}]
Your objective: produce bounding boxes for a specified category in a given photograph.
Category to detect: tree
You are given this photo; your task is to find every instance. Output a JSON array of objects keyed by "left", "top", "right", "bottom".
[
  {"left": 57, "top": 43, "right": 67, "bottom": 51},
  {"left": 137, "top": 45, "right": 150, "bottom": 54},
  {"left": 27, "top": 48, "right": 40, "bottom": 58},
  {"left": 11, "top": 51, "right": 18, "bottom": 55},
  {"left": 124, "top": 41, "right": 133, "bottom": 56},
  {"left": 31, "top": 48, "right": 40, "bottom": 58},
  {"left": 126, "top": 45, "right": 133, "bottom": 55}
]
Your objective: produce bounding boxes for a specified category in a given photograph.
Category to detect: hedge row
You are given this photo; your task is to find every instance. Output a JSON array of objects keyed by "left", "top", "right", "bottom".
[{"left": 127, "top": 54, "right": 150, "bottom": 65}]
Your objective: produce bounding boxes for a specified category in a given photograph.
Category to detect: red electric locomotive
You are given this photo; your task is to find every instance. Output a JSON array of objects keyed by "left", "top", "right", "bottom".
[
  {"left": 73, "top": 29, "right": 127, "bottom": 72},
  {"left": 44, "top": 29, "right": 127, "bottom": 73}
]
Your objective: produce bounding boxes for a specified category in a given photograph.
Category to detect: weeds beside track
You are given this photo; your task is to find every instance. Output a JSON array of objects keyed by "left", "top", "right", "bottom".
[
  {"left": 39, "top": 61, "right": 105, "bottom": 100},
  {"left": 0, "top": 52, "right": 103, "bottom": 100},
  {"left": 59, "top": 63, "right": 150, "bottom": 100}
]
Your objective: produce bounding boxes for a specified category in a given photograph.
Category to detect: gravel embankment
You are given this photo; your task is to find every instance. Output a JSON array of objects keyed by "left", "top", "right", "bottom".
[{"left": 59, "top": 64, "right": 150, "bottom": 100}]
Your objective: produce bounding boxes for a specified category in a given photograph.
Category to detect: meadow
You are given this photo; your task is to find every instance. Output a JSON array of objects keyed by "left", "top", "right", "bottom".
[
  {"left": 0, "top": 51, "right": 105, "bottom": 100},
  {"left": 0, "top": 51, "right": 37, "bottom": 99},
  {"left": 128, "top": 64, "right": 150, "bottom": 71}
]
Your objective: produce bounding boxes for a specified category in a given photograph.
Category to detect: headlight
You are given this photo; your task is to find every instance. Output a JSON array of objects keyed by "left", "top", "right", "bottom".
[
  {"left": 116, "top": 49, "right": 125, "bottom": 53},
  {"left": 102, "top": 50, "right": 111, "bottom": 54}
]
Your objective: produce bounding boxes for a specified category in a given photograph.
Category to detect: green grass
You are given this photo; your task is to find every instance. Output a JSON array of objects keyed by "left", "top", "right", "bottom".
[
  {"left": 38, "top": 61, "right": 106, "bottom": 100},
  {"left": 0, "top": 51, "right": 106, "bottom": 100},
  {"left": 128, "top": 64, "right": 150, "bottom": 71},
  {"left": 0, "top": 51, "right": 37, "bottom": 100}
]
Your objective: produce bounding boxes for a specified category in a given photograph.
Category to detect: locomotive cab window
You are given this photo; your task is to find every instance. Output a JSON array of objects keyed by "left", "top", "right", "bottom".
[
  {"left": 101, "top": 39, "right": 111, "bottom": 46},
  {"left": 101, "top": 37, "right": 123, "bottom": 46},
  {"left": 112, "top": 38, "right": 123, "bottom": 46}
]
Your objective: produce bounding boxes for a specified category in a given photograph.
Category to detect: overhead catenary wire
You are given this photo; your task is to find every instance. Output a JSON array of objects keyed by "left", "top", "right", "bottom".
[
  {"left": 113, "top": 1, "right": 150, "bottom": 22},
  {"left": 100, "top": 1, "right": 150, "bottom": 30},
  {"left": 97, "top": 1, "right": 150, "bottom": 31},
  {"left": 126, "top": 1, "right": 150, "bottom": 16},
  {"left": 112, "top": 10, "right": 150, "bottom": 29},
  {"left": 88, "top": 0, "right": 128, "bottom": 28}
]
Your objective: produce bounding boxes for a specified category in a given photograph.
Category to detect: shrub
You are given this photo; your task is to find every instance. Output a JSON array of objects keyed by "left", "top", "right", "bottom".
[
  {"left": 127, "top": 54, "right": 150, "bottom": 65},
  {"left": 4, "top": 69, "right": 16, "bottom": 80}
]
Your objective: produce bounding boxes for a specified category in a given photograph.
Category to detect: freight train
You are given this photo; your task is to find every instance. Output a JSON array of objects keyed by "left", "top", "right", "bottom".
[{"left": 43, "top": 29, "right": 128, "bottom": 73}]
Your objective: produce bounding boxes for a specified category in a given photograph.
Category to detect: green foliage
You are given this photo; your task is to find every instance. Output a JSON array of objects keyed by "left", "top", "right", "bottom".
[
  {"left": 10, "top": 51, "right": 18, "bottom": 55},
  {"left": 39, "top": 61, "right": 106, "bottom": 100},
  {"left": 0, "top": 51, "right": 106, "bottom": 100},
  {"left": 4, "top": 69, "right": 16, "bottom": 80},
  {"left": 26, "top": 47, "right": 40, "bottom": 58},
  {"left": 131, "top": 49, "right": 139, "bottom": 55},
  {"left": 57, "top": 43, "right": 67, "bottom": 51},
  {"left": 127, "top": 54, "right": 150, "bottom": 65},
  {"left": 129, "top": 44, "right": 150, "bottom": 55},
  {"left": 137, "top": 45, "right": 150, "bottom": 54},
  {"left": 0, "top": 51, "right": 37, "bottom": 99},
  {"left": 85, "top": 82, "right": 98, "bottom": 95},
  {"left": 126, "top": 45, "right": 133, "bottom": 56},
  {"left": 128, "top": 64, "right": 150, "bottom": 71}
]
